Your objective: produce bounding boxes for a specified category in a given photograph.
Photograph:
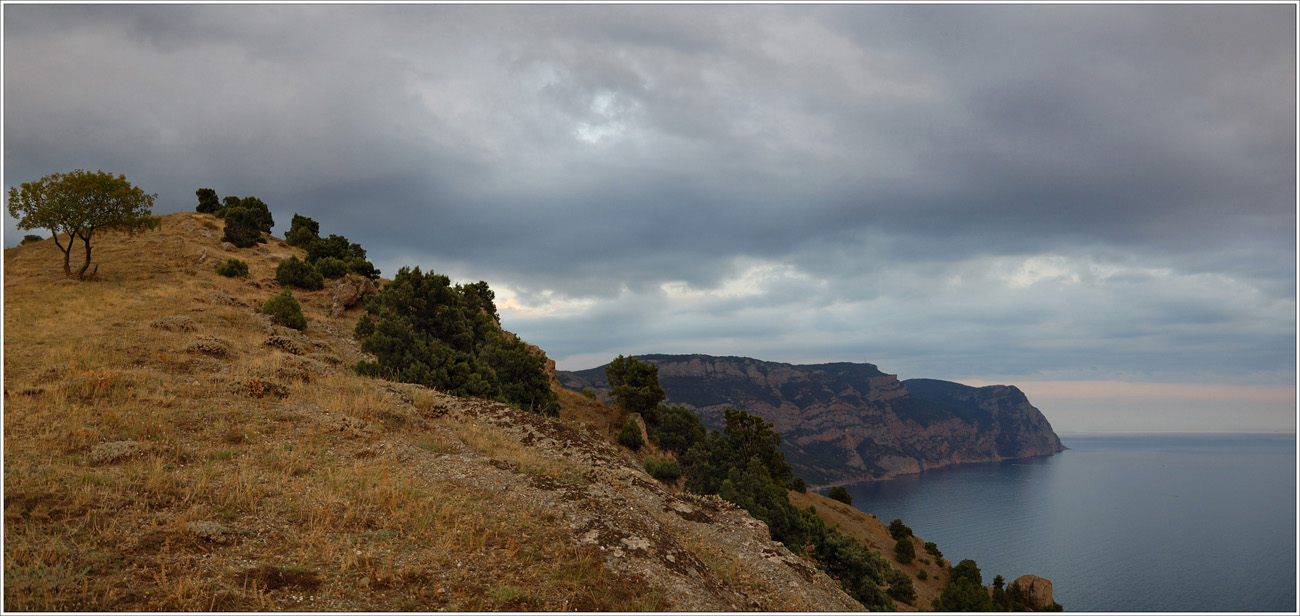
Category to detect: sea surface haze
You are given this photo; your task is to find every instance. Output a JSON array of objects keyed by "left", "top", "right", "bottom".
[{"left": 843, "top": 432, "right": 1297, "bottom": 612}]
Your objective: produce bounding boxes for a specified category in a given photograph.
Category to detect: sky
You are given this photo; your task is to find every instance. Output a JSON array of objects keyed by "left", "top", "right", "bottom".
[{"left": 3, "top": 4, "right": 1295, "bottom": 434}]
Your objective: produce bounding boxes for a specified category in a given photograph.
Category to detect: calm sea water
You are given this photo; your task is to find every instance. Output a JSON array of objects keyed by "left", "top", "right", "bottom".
[{"left": 842, "top": 433, "right": 1297, "bottom": 612}]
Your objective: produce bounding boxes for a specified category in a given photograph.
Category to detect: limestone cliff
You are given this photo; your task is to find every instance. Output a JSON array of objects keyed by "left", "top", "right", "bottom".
[{"left": 558, "top": 354, "right": 1066, "bottom": 486}]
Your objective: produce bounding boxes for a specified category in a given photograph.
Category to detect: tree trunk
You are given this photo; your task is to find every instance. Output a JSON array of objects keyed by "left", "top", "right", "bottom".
[
  {"left": 51, "top": 231, "right": 73, "bottom": 278},
  {"left": 75, "top": 232, "right": 93, "bottom": 280}
]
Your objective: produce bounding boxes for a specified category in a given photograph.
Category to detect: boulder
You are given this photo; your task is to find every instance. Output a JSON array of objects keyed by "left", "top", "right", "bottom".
[
  {"left": 328, "top": 274, "right": 377, "bottom": 317},
  {"left": 1011, "top": 575, "right": 1054, "bottom": 610}
]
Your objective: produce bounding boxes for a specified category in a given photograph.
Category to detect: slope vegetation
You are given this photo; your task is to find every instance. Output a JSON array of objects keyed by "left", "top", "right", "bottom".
[{"left": 4, "top": 213, "right": 869, "bottom": 611}]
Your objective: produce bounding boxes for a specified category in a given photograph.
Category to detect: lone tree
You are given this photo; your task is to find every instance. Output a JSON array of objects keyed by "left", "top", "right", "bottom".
[{"left": 8, "top": 169, "right": 158, "bottom": 279}]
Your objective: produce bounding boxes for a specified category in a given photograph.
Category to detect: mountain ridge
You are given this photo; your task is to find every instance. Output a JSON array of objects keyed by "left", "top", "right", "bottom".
[{"left": 558, "top": 353, "right": 1066, "bottom": 486}]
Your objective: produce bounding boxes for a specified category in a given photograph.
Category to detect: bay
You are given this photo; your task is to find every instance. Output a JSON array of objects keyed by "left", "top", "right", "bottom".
[{"left": 842, "top": 433, "right": 1297, "bottom": 612}]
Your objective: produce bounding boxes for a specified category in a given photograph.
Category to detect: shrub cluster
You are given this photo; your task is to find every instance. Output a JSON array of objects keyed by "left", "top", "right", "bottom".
[
  {"left": 215, "top": 258, "right": 249, "bottom": 277},
  {"left": 894, "top": 536, "right": 915, "bottom": 564},
  {"left": 644, "top": 459, "right": 682, "bottom": 482},
  {"left": 283, "top": 213, "right": 380, "bottom": 280},
  {"left": 888, "top": 518, "right": 913, "bottom": 539},
  {"left": 828, "top": 486, "right": 853, "bottom": 505},
  {"left": 261, "top": 290, "right": 306, "bottom": 331},
  {"left": 353, "top": 266, "right": 558, "bottom": 416},
  {"left": 276, "top": 256, "right": 324, "bottom": 290},
  {"left": 676, "top": 407, "right": 897, "bottom": 611},
  {"left": 197, "top": 189, "right": 275, "bottom": 247},
  {"left": 20, "top": 234, "right": 43, "bottom": 245},
  {"left": 617, "top": 421, "right": 645, "bottom": 451}
]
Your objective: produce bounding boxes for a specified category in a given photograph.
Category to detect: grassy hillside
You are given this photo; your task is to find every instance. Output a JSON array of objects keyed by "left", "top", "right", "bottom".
[{"left": 3, "top": 213, "right": 867, "bottom": 611}]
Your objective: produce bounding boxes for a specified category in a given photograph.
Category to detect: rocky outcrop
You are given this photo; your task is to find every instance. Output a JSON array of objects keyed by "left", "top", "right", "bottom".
[
  {"left": 327, "top": 274, "right": 377, "bottom": 317},
  {"left": 1011, "top": 575, "right": 1055, "bottom": 610},
  {"left": 558, "top": 354, "right": 1066, "bottom": 486}
]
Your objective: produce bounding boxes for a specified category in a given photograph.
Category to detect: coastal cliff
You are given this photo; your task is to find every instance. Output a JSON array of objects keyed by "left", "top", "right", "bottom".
[{"left": 558, "top": 354, "right": 1066, "bottom": 485}]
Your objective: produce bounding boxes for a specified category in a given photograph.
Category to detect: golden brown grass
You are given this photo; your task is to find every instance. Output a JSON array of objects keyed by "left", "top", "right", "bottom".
[{"left": 4, "top": 213, "right": 664, "bottom": 611}]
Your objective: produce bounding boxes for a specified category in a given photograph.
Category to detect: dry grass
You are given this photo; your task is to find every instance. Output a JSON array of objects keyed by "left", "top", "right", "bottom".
[{"left": 3, "top": 213, "right": 664, "bottom": 611}]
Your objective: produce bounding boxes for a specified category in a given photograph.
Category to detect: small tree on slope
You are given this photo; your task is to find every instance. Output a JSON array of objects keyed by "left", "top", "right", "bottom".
[{"left": 8, "top": 169, "right": 158, "bottom": 279}]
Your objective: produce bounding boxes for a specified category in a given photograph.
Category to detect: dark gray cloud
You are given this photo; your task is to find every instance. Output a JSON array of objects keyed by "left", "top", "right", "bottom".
[{"left": 5, "top": 5, "right": 1294, "bottom": 404}]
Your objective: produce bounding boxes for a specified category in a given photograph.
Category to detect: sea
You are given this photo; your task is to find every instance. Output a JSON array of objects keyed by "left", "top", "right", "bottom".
[{"left": 841, "top": 432, "right": 1297, "bottom": 612}]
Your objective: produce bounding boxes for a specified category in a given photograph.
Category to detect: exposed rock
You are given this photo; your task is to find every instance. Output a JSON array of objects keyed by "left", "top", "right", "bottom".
[
  {"left": 186, "top": 520, "right": 231, "bottom": 543},
  {"left": 150, "top": 315, "right": 198, "bottom": 332},
  {"left": 186, "top": 336, "right": 231, "bottom": 358},
  {"left": 220, "top": 242, "right": 236, "bottom": 251},
  {"left": 209, "top": 292, "right": 246, "bottom": 307},
  {"left": 267, "top": 253, "right": 292, "bottom": 262},
  {"left": 264, "top": 335, "right": 302, "bottom": 355},
  {"left": 238, "top": 377, "right": 289, "bottom": 400},
  {"left": 195, "top": 247, "right": 208, "bottom": 264},
  {"left": 90, "top": 440, "right": 142, "bottom": 465},
  {"left": 1011, "top": 575, "right": 1055, "bottom": 610},
  {"left": 328, "top": 274, "right": 377, "bottom": 318}
]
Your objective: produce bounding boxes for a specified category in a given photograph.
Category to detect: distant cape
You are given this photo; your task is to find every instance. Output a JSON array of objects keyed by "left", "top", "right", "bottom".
[{"left": 558, "top": 353, "right": 1066, "bottom": 486}]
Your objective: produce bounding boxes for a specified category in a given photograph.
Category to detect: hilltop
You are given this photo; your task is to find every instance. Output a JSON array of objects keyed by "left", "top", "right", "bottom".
[
  {"left": 559, "top": 354, "right": 1066, "bottom": 486},
  {"left": 2, "top": 213, "right": 859, "bottom": 610},
  {"left": 4, "top": 212, "right": 1059, "bottom": 611}
]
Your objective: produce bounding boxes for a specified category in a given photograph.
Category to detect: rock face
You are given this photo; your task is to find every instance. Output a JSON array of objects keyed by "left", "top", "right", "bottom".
[
  {"left": 558, "top": 354, "right": 1066, "bottom": 485},
  {"left": 1011, "top": 575, "right": 1055, "bottom": 610}
]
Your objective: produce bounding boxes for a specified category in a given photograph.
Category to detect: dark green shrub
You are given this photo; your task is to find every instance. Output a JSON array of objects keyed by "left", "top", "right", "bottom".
[
  {"left": 195, "top": 188, "right": 220, "bottom": 214},
  {"left": 651, "top": 404, "right": 706, "bottom": 456},
  {"left": 284, "top": 213, "right": 320, "bottom": 247},
  {"left": 828, "top": 486, "right": 852, "bottom": 505},
  {"left": 581, "top": 388, "right": 597, "bottom": 399},
  {"left": 644, "top": 459, "right": 682, "bottom": 482},
  {"left": 353, "top": 266, "right": 556, "bottom": 415},
  {"left": 237, "top": 196, "right": 274, "bottom": 234},
  {"left": 276, "top": 256, "right": 324, "bottom": 290},
  {"left": 314, "top": 256, "right": 349, "bottom": 279},
  {"left": 917, "top": 569, "right": 928, "bottom": 580},
  {"left": 606, "top": 355, "right": 665, "bottom": 415},
  {"left": 932, "top": 559, "right": 992, "bottom": 612},
  {"left": 888, "top": 518, "right": 913, "bottom": 539},
  {"left": 924, "top": 541, "right": 943, "bottom": 559},
  {"left": 886, "top": 568, "right": 917, "bottom": 603},
  {"left": 261, "top": 290, "right": 306, "bottom": 331},
  {"left": 222, "top": 206, "right": 264, "bottom": 247},
  {"left": 790, "top": 476, "right": 807, "bottom": 493},
  {"left": 20, "top": 234, "right": 43, "bottom": 245},
  {"left": 215, "top": 258, "right": 249, "bottom": 277},
  {"left": 218, "top": 195, "right": 241, "bottom": 216},
  {"left": 618, "top": 421, "right": 644, "bottom": 451},
  {"left": 894, "top": 536, "right": 915, "bottom": 564}
]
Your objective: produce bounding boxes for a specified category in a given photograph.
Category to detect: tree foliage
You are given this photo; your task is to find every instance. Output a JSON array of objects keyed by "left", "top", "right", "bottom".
[
  {"left": 261, "top": 290, "right": 307, "bottom": 331},
  {"left": 894, "top": 536, "right": 915, "bottom": 564},
  {"left": 618, "top": 421, "right": 645, "bottom": 451},
  {"left": 195, "top": 188, "right": 220, "bottom": 214},
  {"left": 284, "top": 213, "right": 320, "bottom": 247},
  {"left": 676, "top": 407, "right": 895, "bottom": 611},
  {"left": 605, "top": 355, "right": 666, "bottom": 416},
  {"left": 931, "top": 559, "right": 993, "bottom": 612},
  {"left": 828, "top": 486, "right": 853, "bottom": 505},
  {"left": 353, "top": 266, "right": 558, "bottom": 416},
  {"left": 276, "top": 256, "right": 325, "bottom": 290},
  {"left": 888, "top": 518, "right": 913, "bottom": 540},
  {"left": 8, "top": 169, "right": 158, "bottom": 279},
  {"left": 222, "top": 207, "right": 264, "bottom": 247}
]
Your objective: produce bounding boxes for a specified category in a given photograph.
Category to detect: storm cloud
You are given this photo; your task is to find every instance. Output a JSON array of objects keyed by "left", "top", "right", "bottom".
[{"left": 4, "top": 5, "right": 1294, "bottom": 431}]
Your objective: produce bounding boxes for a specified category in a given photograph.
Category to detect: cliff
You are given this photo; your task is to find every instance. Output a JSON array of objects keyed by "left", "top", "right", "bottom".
[{"left": 558, "top": 354, "right": 1066, "bottom": 485}]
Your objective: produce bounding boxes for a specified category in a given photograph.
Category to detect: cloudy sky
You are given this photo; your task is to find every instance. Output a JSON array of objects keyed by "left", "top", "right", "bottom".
[{"left": 4, "top": 4, "right": 1295, "bottom": 433}]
